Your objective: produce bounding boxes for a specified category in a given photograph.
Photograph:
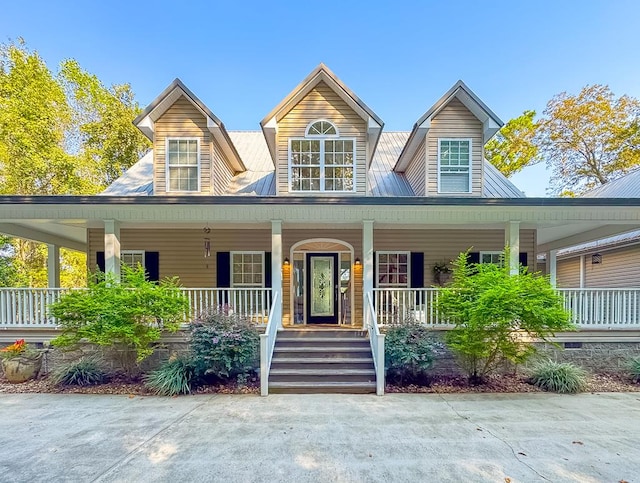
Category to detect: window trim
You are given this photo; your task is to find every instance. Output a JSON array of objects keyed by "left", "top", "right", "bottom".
[
  {"left": 305, "top": 119, "right": 340, "bottom": 138},
  {"left": 165, "top": 137, "right": 201, "bottom": 193},
  {"left": 288, "top": 136, "right": 357, "bottom": 193},
  {"left": 479, "top": 251, "right": 503, "bottom": 265},
  {"left": 437, "top": 138, "right": 472, "bottom": 194},
  {"left": 375, "top": 250, "right": 411, "bottom": 288},
  {"left": 121, "top": 250, "right": 145, "bottom": 270},
  {"left": 230, "top": 251, "right": 265, "bottom": 288}
]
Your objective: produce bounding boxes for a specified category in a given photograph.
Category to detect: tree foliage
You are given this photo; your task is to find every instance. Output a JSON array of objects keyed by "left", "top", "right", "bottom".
[
  {"left": 537, "top": 84, "right": 640, "bottom": 195},
  {"left": 485, "top": 110, "right": 540, "bottom": 177},
  {"left": 437, "top": 251, "right": 574, "bottom": 383},
  {"left": 50, "top": 265, "right": 189, "bottom": 376}
]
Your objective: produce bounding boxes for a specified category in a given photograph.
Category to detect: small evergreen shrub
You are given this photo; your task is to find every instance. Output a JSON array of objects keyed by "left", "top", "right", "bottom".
[
  {"left": 627, "top": 357, "right": 640, "bottom": 383},
  {"left": 189, "top": 309, "right": 260, "bottom": 381},
  {"left": 145, "top": 355, "right": 196, "bottom": 396},
  {"left": 383, "top": 324, "right": 444, "bottom": 385},
  {"left": 529, "top": 360, "right": 587, "bottom": 394},
  {"left": 52, "top": 357, "right": 107, "bottom": 386}
]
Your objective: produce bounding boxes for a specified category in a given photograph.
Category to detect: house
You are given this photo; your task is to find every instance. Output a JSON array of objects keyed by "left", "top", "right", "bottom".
[{"left": 1, "top": 64, "right": 639, "bottom": 393}]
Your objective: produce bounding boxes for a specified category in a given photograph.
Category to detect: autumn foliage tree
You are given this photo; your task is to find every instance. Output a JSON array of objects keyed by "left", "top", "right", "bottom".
[{"left": 485, "top": 110, "right": 540, "bottom": 177}]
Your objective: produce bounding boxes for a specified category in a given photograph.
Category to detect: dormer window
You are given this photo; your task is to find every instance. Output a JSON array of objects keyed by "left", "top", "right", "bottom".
[
  {"left": 289, "top": 120, "right": 355, "bottom": 192},
  {"left": 438, "top": 139, "right": 471, "bottom": 193},
  {"left": 166, "top": 138, "right": 200, "bottom": 192}
]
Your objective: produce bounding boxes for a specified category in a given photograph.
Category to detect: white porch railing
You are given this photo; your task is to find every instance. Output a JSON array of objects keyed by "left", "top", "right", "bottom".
[
  {"left": 259, "top": 292, "right": 280, "bottom": 396},
  {"left": 365, "top": 292, "right": 385, "bottom": 396},
  {"left": 0, "top": 287, "right": 273, "bottom": 328},
  {"left": 373, "top": 287, "right": 640, "bottom": 329}
]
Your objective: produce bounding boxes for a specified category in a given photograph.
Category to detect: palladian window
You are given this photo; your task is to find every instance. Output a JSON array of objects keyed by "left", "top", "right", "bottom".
[{"left": 289, "top": 120, "right": 355, "bottom": 192}]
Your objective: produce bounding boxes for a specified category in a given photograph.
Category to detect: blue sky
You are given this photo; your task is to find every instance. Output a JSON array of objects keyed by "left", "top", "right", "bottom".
[{"left": 2, "top": 0, "right": 639, "bottom": 196}]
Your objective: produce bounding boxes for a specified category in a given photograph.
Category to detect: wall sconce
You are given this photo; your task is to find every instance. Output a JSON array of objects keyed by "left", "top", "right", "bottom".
[
  {"left": 283, "top": 257, "right": 290, "bottom": 266},
  {"left": 591, "top": 253, "right": 602, "bottom": 265},
  {"left": 354, "top": 258, "right": 361, "bottom": 266}
]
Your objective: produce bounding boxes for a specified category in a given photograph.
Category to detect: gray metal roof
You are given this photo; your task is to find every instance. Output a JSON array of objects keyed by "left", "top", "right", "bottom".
[
  {"left": 102, "top": 131, "right": 524, "bottom": 198},
  {"left": 558, "top": 230, "right": 640, "bottom": 257},
  {"left": 582, "top": 168, "right": 640, "bottom": 198}
]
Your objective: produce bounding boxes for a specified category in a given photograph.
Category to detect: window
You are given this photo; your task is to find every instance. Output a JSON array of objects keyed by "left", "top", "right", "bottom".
[
  {"left": 167, "top": 138, "right": 199, "bottom": 192},
  {"left": 376, "top": 252, "right": 410, "bottom": 287},
  {"left": 438, "top": 139, "right": 471, "bottom": 193},
  {"left": 480, "top": 251, "right": 503, "bottom": 265},
  {"left": 121, "top": 251, "right": 145, "bottom": 270},
  {"left": 289, "top": 120, "right": 355, "bottom": 192},
  {"left": 231, "top": 252, "right": 264, "bottom": 287}
]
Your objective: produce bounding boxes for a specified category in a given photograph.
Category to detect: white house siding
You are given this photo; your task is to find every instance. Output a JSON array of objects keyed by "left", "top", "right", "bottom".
[
  {"left": 558, "top": 245, "right": 640, "bottom": 288},
  {"left": 154, "top": 96, "right": 212, "bottom": 195},
  {"left": 276, "top": 82, "right": 367, "bottom": 195},
  {"left": 404, "top": 138, "right": 426, "bottom": 196},
  {"left": 426, "top": 98, "right": 483, "bottom": 197},
  {"left": 374, "top": 228, "right": 535, "bottom": 286},
  {"left": 211, "top": 142, "right": 235, "bottom": 195}
]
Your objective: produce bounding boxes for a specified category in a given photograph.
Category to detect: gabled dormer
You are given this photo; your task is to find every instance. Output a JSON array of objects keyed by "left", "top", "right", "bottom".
[
  {"left": 394, "top": 81, "right": 503, "bottom": 197},
  {"left": 134, "top": 79, "right": 245, "bottom": 195},
  {"left": 260, "top": 64, "right": 383, "bottom": 195}
]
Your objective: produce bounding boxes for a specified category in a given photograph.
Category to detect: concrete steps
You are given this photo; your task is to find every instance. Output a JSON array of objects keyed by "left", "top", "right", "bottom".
[{"left": 268, "top": 328, "right": 376, "bottom": 394}]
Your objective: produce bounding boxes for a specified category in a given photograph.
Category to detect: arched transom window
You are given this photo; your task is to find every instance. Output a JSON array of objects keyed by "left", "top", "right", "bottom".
[{"left": 289, "top": 120, "right": 355, "bottom": 192}]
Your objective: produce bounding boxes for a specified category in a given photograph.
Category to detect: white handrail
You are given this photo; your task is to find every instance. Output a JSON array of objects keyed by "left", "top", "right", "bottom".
[
  {"left": 365, "top": 292, "right": 385, "bottom": 396},
  {"left": 259, "top": 291, "right": 280, "bottom": 396}
]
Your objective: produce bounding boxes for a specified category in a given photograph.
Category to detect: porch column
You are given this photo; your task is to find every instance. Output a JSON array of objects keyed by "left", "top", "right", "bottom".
[
  {"left": 363, "top": 220, "right": 374, "bottom": 319},
  {"left": 271, "top": 220, "right": 283, "bottom": 328},
  {"left": 549, "top": 249, "right": 558, "bottom": 288},
  {"left": 579, "top": 254, "right": 585, "bottom": 288},
  {"left": 47, "top": 244, "right": 60, "bottom": 288},
  {"left": 104, "top": 220, "right": 121, "bottom": 281},
  {"left": 504, "top": 221, "right": 520, "bottom": 276}
]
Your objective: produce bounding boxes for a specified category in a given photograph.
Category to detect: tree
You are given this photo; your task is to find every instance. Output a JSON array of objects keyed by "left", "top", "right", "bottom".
[
  {"left": 437, "top": 250, "right": 573, "bottom": 384},
  {"left": 50, "top": 265, "right": 189, "bottom": 376},
  {"left": 485, "top": 110, "right": 540, "bottom": 177},
  {"left": 536, "top": 85, "right": 640, "bottom": 195}
]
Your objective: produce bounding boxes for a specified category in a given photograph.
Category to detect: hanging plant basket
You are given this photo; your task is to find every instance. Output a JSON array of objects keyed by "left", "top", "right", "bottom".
[{"left": 1, "top": 352, "right": 43, "bottom": 383}]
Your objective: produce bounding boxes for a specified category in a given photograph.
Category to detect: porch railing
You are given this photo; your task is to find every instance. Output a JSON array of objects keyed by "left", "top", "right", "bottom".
[
  {"left": 373, "top": 287, "right": 640, "bottom": 329},
  {"left": 0, "top": 287, "right": 273, "bottom": 328},
  {"left": 260, "top": 292, "right": 280, "bottom": 396},
  {"left": 365, "top": 292, "right": 385, "bottom": 396}
]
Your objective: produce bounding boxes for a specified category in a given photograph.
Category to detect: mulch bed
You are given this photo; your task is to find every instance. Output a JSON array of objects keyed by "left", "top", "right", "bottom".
[{"left": 0, "top": 373, "right": 637, "bottom": 396}]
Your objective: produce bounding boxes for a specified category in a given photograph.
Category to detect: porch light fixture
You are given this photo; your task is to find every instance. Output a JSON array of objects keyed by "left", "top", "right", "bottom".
[
  {"left": 591, "top": 253, "right": 602, "bottom": 265},
  {"left": 355, "top": 258, "right": 361, "bottom": 265},
  {"left": 283, "top": 257, "right": 290, "bottom": 266}
]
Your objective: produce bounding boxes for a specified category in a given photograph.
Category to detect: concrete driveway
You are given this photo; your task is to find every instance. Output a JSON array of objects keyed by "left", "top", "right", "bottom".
[{"left": 0, "top": 392, "right": 638, "bottom": 482}]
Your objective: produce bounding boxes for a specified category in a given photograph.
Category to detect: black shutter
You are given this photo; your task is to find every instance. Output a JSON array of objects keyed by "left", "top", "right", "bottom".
[
  {"left": 264, "top": 252, "right": 272, "bottom": 288},
  {"left": 145, "top": 252, "right": 160, "bottom": 282},
  {"left": 216, "top": 252, "right": 231, "bottom": 288},
  {"left": 519, "top": 252, "right": 528, "bottom": 270},
  {"left": 410, "top": 252, "right": 424, "bottom": 288},
  {"left": 468, "top": 252, "right": 480, "bottom": 264},
  {"left": 96, "top": 252, "right": 105, "bottom": 272}
]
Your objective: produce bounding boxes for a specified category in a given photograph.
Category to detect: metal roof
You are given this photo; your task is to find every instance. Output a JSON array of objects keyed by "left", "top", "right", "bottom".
[
  {"left": 582, "top": 168, "right": 640, "bottom": 198},
  {"left": 102, "top": 131, "right": 524, "bottom": 198}
]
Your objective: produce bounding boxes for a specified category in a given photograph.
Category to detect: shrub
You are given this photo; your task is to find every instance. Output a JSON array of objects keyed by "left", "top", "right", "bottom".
[
  {"left": 52, "top": 357, "right": 107, "bottom": 386},
  {"left": 627, "top": 357, "right": 640, "bottom": 383},
  {"left": 384, "top": 324, "right": 443, "bottom": 385},
  {"left": 437, "top": 250, "right": 574, "bottom": 384},
  {"left": 50, "top": 265, "right": 189, "bottom": 376},
  {"left": 189, "top": 309, "right": 260, "bottom": 381},
  {"left": 145, "top": 355, "right": 196, "bottom": 396},
  {"left": 529, "top": 360, "right": 587, "bottom": 394}
]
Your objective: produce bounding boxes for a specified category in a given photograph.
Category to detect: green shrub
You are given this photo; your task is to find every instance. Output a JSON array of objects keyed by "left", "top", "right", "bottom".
[
  {"left": 627, "top": 357, "right": 640, "bottom": 383},
  {"left": 529, "top": 360, "right": 587, "bottom": 394},
  {"left": 50, "top": 265, "right": 189, "bottom": 376},
  {"left": 189, "top": 309, "right": 260, "bottom": 381},
  {"left": 145, "top": 356, "right": 196, "bottom": 396},
  {"left": 383, "top": 324, "right": 443, "bottom": 385},
  {"left": 52, "top": 357, "right": 107, "bottom": 386},
  {"left": 438, "top": 250, "right": 574, "bottom": 384}
]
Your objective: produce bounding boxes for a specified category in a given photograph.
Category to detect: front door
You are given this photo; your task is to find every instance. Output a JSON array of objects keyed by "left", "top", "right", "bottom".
[{"left": 306, "top": 253, "right": 339, "bottom": 324}]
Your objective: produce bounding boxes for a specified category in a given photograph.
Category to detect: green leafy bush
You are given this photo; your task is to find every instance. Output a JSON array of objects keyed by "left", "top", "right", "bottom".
[
  {"left": 50, "top": 265, "right": 189, "bottom": 376},
  {"left": 52, "top": 357, "right": 107, "bottom": 386},
  {"left": 438, "top": 250, "right": 574, "bottom": 384},
  {"left": 529, "top": 360, "right": 587, "bottom": 393},
  {"left": 383, "top": 324, "right": 444, "bottom": 385},
  {"left": 145, "top": 355, "right": 196, "bottom": 396},
  {"left": 189, "top": 309, "right": 259, "bottom": 381},
  {"left": 627, "top": 357, "right": 640, "bottom": 383}
]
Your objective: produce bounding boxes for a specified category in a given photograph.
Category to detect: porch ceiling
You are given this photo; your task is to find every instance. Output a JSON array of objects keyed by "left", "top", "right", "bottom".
[{"left": 0, "top": 196, "right": 639, "bottom": 252}]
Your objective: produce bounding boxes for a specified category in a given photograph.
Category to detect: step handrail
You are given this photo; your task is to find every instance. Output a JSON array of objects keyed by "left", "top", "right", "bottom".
[
  {"left": 259, "top": 291, "right": 280, "bottom": 396},
  {"left": 365, "top": 292, "right": 385, "bottom": 395}
]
